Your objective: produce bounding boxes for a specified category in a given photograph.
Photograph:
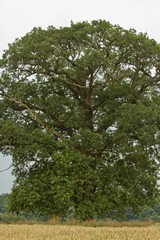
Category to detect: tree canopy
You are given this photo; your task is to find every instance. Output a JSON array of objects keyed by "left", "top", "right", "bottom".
[{"left": 0, "top": 20, "right": 160, "bottom": 220}]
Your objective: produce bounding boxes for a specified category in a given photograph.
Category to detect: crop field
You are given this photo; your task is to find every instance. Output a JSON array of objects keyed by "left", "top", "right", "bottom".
[{"left": 0, "top": 224, "right": 160, "bottom": 240}]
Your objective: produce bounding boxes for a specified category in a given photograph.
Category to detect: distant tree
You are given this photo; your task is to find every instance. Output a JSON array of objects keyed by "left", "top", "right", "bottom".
[
  {"left": 0, "top": 194, "right": 8, "bottom": 213},
  {"left": 0, "top": 20, "right": 160, "bottom": 220}
]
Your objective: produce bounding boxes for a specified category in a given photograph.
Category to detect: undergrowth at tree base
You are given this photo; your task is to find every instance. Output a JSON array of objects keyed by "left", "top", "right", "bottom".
[{"left": 0, "top": 213, "right": 159, "bottom": 227}]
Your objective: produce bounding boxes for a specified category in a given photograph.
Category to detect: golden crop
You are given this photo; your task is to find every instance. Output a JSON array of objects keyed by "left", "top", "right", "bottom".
[{"left": 0, "top": 224, "right": 160, "bottom": 240}]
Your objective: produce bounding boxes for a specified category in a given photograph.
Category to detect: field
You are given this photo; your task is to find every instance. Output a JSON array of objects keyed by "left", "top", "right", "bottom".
[{"left": 0, "top": 224, "right": 160, "bottom": 240}]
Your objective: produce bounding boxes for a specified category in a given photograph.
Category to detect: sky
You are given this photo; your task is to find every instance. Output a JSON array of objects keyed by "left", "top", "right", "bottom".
[{"left": 1, "top": 0, "right": 160, "bottom": 194}]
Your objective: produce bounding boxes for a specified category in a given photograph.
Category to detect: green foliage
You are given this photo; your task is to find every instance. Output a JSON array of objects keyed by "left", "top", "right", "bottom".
[{"left": 0, "top": 20, "right": 160, "bottom": 220}]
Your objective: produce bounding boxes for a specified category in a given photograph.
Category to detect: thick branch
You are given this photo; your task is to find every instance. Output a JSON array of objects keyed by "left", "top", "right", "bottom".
[{"left": 2, "top": 94, "right": 66, "bottom": 142}]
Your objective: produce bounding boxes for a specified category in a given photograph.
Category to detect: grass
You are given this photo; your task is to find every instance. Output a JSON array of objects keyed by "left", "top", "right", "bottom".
[{"left": 0, "top": 224, "right": 160, "bottom": 240}]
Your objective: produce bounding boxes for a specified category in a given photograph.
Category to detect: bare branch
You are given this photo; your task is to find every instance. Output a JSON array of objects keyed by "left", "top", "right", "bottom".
[{"left": 0, "top": 165, "right": 12, "bottom": 173}]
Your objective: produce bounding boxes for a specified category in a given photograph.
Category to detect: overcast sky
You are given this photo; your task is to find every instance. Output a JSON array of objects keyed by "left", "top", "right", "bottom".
[{"left": 1, "top": 0, "right": 160, "bottom": 194}]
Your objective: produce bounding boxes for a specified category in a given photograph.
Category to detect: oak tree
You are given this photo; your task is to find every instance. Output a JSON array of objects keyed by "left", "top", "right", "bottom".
[{"left": 0, "top": 20, "right": 160, "bottom": 220}]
